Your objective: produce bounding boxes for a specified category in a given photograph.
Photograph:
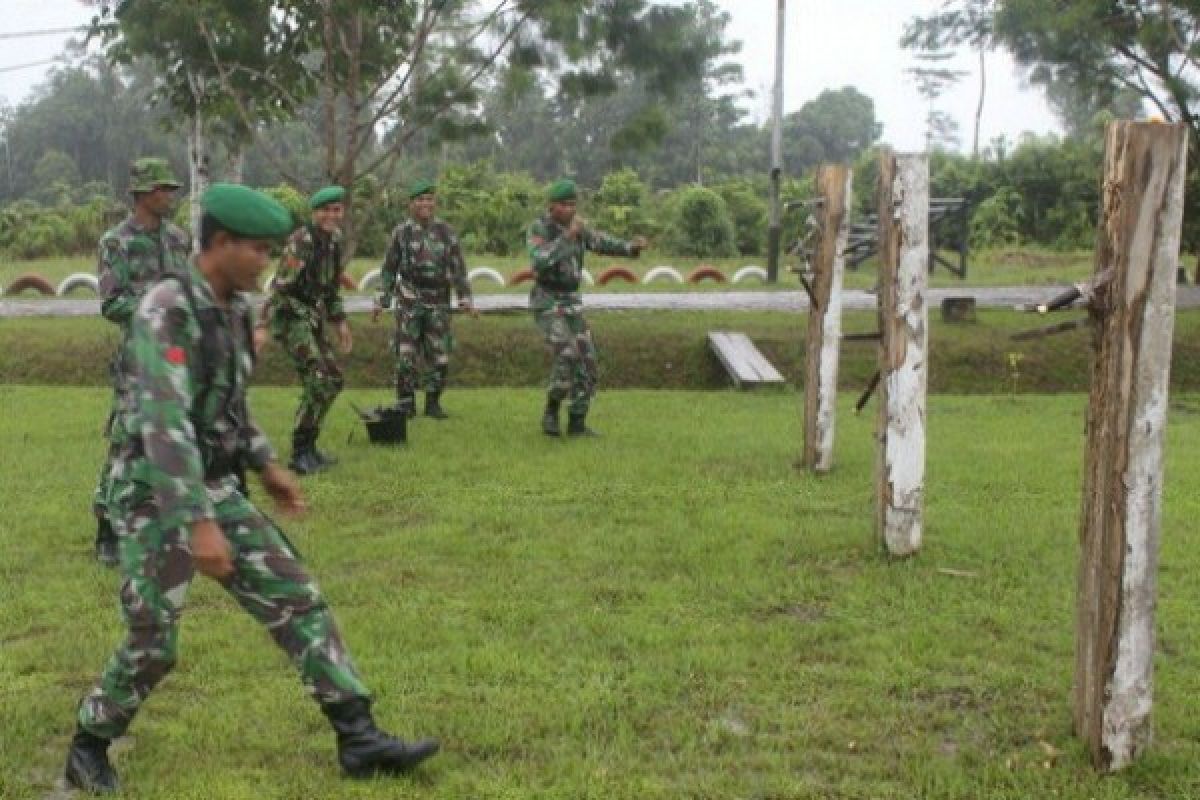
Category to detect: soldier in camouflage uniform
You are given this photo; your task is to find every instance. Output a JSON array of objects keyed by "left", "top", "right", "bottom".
[
  {"left": 257, "top": 186, "right": 351, "bottom": 475},
  {"left": 372, "top": 179, "right": 476, "bottom": 419},
  {"left": 64, "top": 184, "right": 438, "bottom": 795},
  {"left": 91, "top": 157, "right": 190, "bottom": 567},
  {"left": 527, "top": 179, "right": 646, "bottom": 437}
]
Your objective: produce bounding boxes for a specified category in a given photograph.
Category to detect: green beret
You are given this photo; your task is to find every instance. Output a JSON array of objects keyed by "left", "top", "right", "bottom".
[
  {"left": 130, "top": 157, "right": 182, "bottom": 193},
  {"left": 546, "top": 179, "right": 577, "bottom": 202},
  {"left": 309, "top": 185, "right": 346, "bottom": 209},
  {"left": 408, "top": 179, "right": 436, "bottom": 199},
  {"left": 201, "top": 183, "right": 295, "bottom": 239}
]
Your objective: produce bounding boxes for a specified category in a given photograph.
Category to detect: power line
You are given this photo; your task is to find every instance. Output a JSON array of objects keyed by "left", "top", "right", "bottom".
[
  {"left": 0, "top": 26, "right": 88, "bottom": 41},
  {"left": 0, "top": 58, "right": 61, "bottom": 75}
]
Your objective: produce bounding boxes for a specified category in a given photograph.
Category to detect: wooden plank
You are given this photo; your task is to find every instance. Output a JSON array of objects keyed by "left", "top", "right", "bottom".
[
  {"left": 1074, "top": 120, "right": 1187, "bottom": 773},
  {"left": 707, "top": 331, "right": 785, "bottom": 387}
]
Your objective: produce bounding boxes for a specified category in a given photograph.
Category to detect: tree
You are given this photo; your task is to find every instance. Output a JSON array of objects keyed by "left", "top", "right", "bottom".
[
  {"left": 906, "top": 50, "right": 966, "bottom": 152},
  {"left": 901, "top": 0, "right": 993, "bottom": 156},
  {"left": 782, "top": 87, "right": 882, "bottom": 174}
]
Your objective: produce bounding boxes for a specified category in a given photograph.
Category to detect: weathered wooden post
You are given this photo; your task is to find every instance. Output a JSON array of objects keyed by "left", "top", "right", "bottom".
[
  {"left": 802, "top": 164, "right": 852, "bottom": 472},
  {"left": 1073, "top": 120, "right": 1187, "bottom": 772},
  {"left": 874, "top": 150, "right": 929, "bottom": 557}
]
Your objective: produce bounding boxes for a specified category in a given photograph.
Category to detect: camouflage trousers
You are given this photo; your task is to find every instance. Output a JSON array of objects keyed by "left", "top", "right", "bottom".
[
  {"left": 274, "top": 314, "right": 344, "bottom": 437},
  {"left": 92, "top": 358, "right": 134, "bottom": 520},
  {"left": 532, "top": 290, "right": 597, "bottom": 415},
  {"left": 393, "top": 299, "right": 453, "bottom": 398},
  {"left": 77, "top": 478, "right": 370, "bottom": 740}
]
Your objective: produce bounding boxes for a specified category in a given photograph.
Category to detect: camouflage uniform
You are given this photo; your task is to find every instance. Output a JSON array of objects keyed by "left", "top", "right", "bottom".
[
  {"left": 262, "top": 224, "right": 346, "bottom": 452},
  {"left": 527, "top": 213, "right": 638, "bottom": 418},
  {"left": 77, "top": 261, "right": 369, "bottom": 741},
  {"left": 378, "top": 217, "right": 471, "bottom": 408}
]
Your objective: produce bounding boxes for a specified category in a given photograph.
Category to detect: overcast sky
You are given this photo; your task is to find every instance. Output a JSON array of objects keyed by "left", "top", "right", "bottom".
[{"left": 0, "top": 0, "right": 1063, "bottom": 153}]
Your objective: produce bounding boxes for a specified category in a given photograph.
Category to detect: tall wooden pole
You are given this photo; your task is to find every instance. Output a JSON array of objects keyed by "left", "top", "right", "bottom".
[
  {"left": 802, "top": 164, "right": 852, "bottom": 473},
  {"left": 765, "top": 0, "right": 785, "bottom": 283},
  {"left": 1073, "top": 121, "right": 1187, "bottom": 772},
  {"left": 874, "top": 150, "right": 929, "bottom": 557}
]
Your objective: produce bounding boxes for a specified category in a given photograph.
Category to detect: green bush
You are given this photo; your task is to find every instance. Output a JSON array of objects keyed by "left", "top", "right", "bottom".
[
  {"left": 714, "top": 180, "right": 768, "bottom": 256},
  {"left": 662, "top": 186, "right": 738, "bottom": 258}
]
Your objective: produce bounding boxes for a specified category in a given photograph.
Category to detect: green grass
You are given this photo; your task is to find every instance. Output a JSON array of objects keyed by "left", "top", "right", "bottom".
[
  {"left": 0, "top": 246, "right": 1111, "bottom": 298},
  {"left": 6, "top": 308, "right": 1200, "bottom": 395},
  {"left": 3, "top": 387, "right": 1200, "bottom": 798}
]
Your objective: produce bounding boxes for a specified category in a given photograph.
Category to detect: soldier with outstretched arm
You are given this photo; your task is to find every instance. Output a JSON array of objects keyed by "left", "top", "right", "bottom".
[
  {"left": 63, "top": 184, "right": 438, "bottom": 795},
  {"left": 527, "top": 179, "right": 647, "bottom": 437}
]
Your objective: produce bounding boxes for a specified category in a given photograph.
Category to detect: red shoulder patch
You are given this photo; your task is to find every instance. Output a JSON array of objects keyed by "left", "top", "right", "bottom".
[{"left": 165, "top": 346, "right": 187, "bottom": 365}]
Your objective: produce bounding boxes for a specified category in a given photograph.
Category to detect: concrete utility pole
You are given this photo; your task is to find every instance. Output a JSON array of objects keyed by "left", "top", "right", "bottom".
[
  {"left": 1074, "top": 120, "right": 1187, "bottom": 773},
  {"left": 766, "top": 0, "right": 786, "bottom": 283}
]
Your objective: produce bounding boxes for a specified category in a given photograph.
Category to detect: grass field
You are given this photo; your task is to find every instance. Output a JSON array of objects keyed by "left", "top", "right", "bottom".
[
  {"left": 0, "top": 246, "right": 1105, "bottom": 298},
  {"left": 3, "top": 387, "right": 1200, "bottom": 798}
]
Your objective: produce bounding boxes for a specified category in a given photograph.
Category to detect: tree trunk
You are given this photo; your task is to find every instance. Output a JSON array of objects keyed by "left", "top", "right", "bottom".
[
  {"left": 973, "top": 47, "right": 986, "bottom": 158},
  {"left": 1073, "top": 121, "right": 1188, "bottom": 773},
  {"left": 187, "top": 108, "right": 210, "bottom": 251},
  {"left": 874, "top": 150, "right": 929, "bottom": 557},
  {"left": 228, "top": 143, "right": 245, "bottom": 184},
  {"left": 802, "top": 164, "right": 851, "bottom": 473}
]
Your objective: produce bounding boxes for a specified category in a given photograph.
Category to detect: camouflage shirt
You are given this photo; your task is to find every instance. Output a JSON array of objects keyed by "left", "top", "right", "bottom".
[
  {"left": 116, "top": 260, "right": 275, "bottom": 529},
  {"left": 263, "top": 224, "right": 346, "bottom": 324},
  {"left": 377, "top": 217, "right": 471, "bottom": 308},
  {"left": 97, "top": 214, "right": 191, "bottom": 333},
  {"left": 526, "top": 213, "right": 637, "bottom": 293}
]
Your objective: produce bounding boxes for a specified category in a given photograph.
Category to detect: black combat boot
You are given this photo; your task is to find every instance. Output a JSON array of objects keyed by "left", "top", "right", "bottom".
[
  {"left": 94, "top": 517, "right": 118, "bottom": 568},
  {"left": 396, "top": 391, "right": 417, "bottom": 419},
  {"left": 321, "top": 698, "right": 439, "bottom": 778},
  {"left": 288, "top": 429, "right": 323, "bottom": 476},
  {"left": 64, "top": 727, "right": 119, "bottom": 794},
  {"left": 541, "top": 398, "right": 561, "bottom": 437},
  {"left": 567, "top": 412, "right": 599, "bottom": 438},
  {"left": 424, "top": 392, "right": 448, "bottom": 420},
  {"left": 312, "top": 434, "right": 339, "bottom": 468}
]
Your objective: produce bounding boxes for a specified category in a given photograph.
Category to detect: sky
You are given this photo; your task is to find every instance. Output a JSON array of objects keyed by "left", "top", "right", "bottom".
[{"left": 0, "top": 0, "right": 1064, "bottom": 153}]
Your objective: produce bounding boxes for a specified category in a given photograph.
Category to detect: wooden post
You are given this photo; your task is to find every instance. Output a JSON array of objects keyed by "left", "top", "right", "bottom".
[
  {"left": 1073, "top": 121, "right": 1187, "bottom": 772},
  {"left": 874, "top": 151, "right": 929, "bottom": 557},
  {"left": 802, "top": 164, "right": 852, "bottom": 472}
]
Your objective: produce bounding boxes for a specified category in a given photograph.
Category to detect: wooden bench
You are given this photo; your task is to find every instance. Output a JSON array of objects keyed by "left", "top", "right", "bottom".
[{"left": 707, "top": 331, "right": 786, "bottom": 388}]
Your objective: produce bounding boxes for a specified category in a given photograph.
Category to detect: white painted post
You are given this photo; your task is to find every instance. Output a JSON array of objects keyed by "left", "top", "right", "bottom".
[
  {"left": 1073, "top": 120, "right": 1188, "bottom": 772},
  {"left": 874, "top": 151, "right": 929, "bottom": 557},
  {"left": 802, "top": 164, "right": 852, "bottom": 473}
]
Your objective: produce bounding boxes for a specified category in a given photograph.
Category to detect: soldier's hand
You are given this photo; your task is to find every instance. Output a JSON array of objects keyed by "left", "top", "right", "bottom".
[
  {"left": 253, "top": 325, "right": 269, "bottom": 355},
  {"left": 460, "top": 299, "right": 480, "bottom": 319},
  {"left": 261, "top": 462, "right": 308, "bottom": 516},
  {"left": 567, "top": 216, "right": 585, "bottom": 240},
  {"left": 337, "top": 319, "right": 353, "bottom": 354},
  {"left": 631, "top": 235, "right": 649, "bottom": 255},
  {"left": 191, "top": 518, "right": 234, "bottom": 580},
  {"left": 371, "top": 303, "right": 383, "bottom": 324}
]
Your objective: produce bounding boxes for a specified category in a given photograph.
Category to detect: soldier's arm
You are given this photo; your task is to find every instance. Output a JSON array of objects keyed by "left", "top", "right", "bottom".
[
  {"left": 377, "top": 228, "right": 402, "bottom": 308},
  {"left": 97, "top": 237, "right": 138, "bottom": 326},
  {"left": 583, "top": 226, "right": 640, "bottom": 258},
  {"left": 445, "top": 225, "right": 472, "bottom": 302},
  {"left": 324, "top": 236, "right": 347, "bottom": 322},
  {"left": 528, "top": 219, "right": 574, "bottom": 277},
  {"left": 131, "top": 284, "right": 214, "bottom": 527},
  {"left": 271, "top": 231, "right": 307, "bottom": 295}
]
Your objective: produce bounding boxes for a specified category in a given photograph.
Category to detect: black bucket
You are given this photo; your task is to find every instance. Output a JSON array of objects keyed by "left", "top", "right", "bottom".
[{"left": 352, "top": 403, "right": 407, "bottom": 445}]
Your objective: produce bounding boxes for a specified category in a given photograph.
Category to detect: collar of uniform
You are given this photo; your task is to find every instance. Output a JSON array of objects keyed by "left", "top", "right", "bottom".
[
  {"left": 406, "top": 217, "right": 437, "bottom": 231},
  {"left": 185, "top": 257, "right": 247, "bottom": 316},
  {"left": 123, "top": 213, "right": 165, "bottom": 237}
]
